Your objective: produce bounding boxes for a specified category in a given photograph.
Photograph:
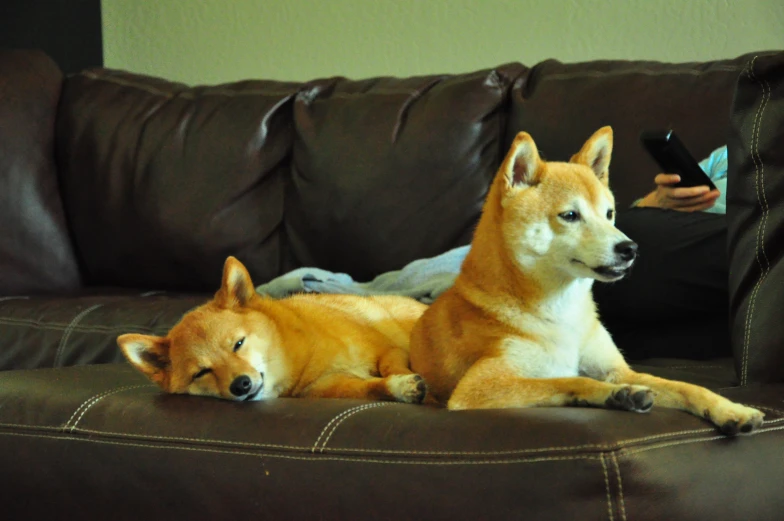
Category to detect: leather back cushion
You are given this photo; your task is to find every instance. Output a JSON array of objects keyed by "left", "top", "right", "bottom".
[
  {"left": 286, "top": 64, "right": 525, "bottom": 281},
  {"left": 56, "top": 70, "right": 301, "bottom": 291},
  {"left": 727, "top": 51, "right": 784, "bottom": 385},
  {"left": 506, "top": 55, "right": 756, "bottom": 206},
  {"left": 0, "top": 50, "right": 82, "bottom": 294},
  {"left": 57, "top": 65, "right": 525, "bottom": 289}
]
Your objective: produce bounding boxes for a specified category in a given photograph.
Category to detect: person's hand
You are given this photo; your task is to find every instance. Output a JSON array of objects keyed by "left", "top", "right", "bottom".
[{"left": 636, "top": 173, "right": 720, "bottom": 211}]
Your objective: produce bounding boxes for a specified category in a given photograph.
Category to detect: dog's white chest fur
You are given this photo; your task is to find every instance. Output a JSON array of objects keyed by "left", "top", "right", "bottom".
[{"left": 498, "top": 279, "right": 594, "bottom": 379}]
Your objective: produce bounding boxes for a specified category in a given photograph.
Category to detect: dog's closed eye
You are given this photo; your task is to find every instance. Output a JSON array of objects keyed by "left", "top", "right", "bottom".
[{"left": 192, "top": 368, "right": 213, "bottom": 381}]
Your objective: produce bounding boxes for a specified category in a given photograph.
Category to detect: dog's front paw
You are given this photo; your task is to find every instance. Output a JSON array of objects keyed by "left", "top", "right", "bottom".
[
  {"left": 606, "top": 385, "right": 654, "bottom": 413},
  {"left": 705, "top": 402, "right": 765, "bottom": 436},
  {"left": 387, "top": 374, "right": 427, "bottom": 404}
]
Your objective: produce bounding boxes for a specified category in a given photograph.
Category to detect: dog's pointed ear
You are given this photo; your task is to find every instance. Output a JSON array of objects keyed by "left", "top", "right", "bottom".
[
  {"left": 117, "top": 334, "right": 171, "bottom": 388},
  {"left": 503, "top": 132, "right": 544, "bottom": 188},
  {"left": 214, "top": 256, "right": 256, "bottom": 308},
  {"left": 571, "top": 126, "right": 613, "bottom": 186}
]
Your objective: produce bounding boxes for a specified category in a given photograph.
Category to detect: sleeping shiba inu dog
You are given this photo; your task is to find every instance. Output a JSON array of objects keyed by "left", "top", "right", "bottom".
[
  {"left": 409, "top": 127, "right": 764, "bottom": 435},
  {"left": 118, "top": 257, "right": 428, "bottom": 403}
]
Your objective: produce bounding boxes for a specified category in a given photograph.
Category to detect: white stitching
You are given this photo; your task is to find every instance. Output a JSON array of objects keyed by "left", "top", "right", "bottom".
[
  {"left": 610, "top": 452, "right": 627, "bottom": 521},
  {"left": 0, "top": 430, "right": 602, "bottom": 465},
  {"left": 318, "top": 402, "right": 391, "bottom": 453},
  {"left": 1, "top": 419, "right": 774, "bottom": 457},
  {"left": 312, "top": 404, "right": 371, "bottom": 452},
  {"left": 4, "top": 424, "right": 784, "bottom": 464},
  {"left": 0, "top": 296, "right": 30, "bottom": 302},
  {"left": 62, "top": 385, "right": 153, "bottom": 431},
  {"left": 2, "top": 418, "right": 783, "bottom": 459},
  {"left": 600, "top": 455, "right": 615, "bottom": 521},
  {"left": 741, "top": 55, "right": 772, "bottom": 385},
  {"left": 38, "top": 418, "right": 784, "bottom": 456},
  {"left": 139, "top": 291, "right": 166, "bottom": 297},
  {"left": 69, "top": 385, "right": 155, "bottom": 432},
  {"left": 0, "top": 315, "right": 170, "bottom": 331},
  {"left": 741, "top": 404, "right": 784, "bottom": 417},
  {"left": 53, "top": 304, "right": 104, "bottom": 367},
  {"left": 311, "top": 402, "right": 391, "bottom": 453},
  {"left": 76, "top": 425, "right": 714, "bottom": 455},
  {"left": 622, "top": 424, "right": 784, "bottom": 456}
]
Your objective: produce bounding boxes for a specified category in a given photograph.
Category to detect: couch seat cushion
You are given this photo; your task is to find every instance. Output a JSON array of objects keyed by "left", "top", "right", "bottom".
[{"left": 0, "top": 363, "right": 781, "bottom": 520}]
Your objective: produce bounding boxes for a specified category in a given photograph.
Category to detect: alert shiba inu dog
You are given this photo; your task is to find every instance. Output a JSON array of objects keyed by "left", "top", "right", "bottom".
[
  {"left": 409, "top": 127, "right": 764, "bottom": 435},
  {"left": 118, "top": 257, "right": 428, "bottom": 403}
]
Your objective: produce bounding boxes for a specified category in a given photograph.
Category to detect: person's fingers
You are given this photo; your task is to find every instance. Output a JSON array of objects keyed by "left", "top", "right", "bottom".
[
  {"left": 665, "top": 185, "right": 712, "bottom": 199},
  {"left": 668, "top": 191, "right": 719, "bottom": 209},
  {"left": 654, "top": 173, "right": 682, "bottom": 186}
]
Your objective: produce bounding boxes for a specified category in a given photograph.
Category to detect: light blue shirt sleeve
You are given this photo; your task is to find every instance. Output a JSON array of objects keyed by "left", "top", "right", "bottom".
[{"left": 698, "top": 146, "right": 727, "bottom": 214}]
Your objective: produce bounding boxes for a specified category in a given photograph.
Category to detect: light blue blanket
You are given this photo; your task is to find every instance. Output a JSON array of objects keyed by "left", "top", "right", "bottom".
[{"left": 255, "top": 246, "right": 469, "bottom": 304}]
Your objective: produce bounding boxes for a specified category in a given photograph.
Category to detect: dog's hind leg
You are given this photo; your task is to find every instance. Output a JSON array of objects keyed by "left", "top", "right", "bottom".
[
  {"left": 304, "top": 373, "right": 427, "bottom": 404},
  {"left": 447, "top": 357, "right": 653, "bottom": 412}
]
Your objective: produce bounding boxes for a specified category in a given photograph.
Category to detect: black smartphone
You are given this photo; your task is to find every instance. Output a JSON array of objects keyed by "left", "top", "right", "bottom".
[{"left": 639, "top": 130, "right": 717, "bottom": 190}]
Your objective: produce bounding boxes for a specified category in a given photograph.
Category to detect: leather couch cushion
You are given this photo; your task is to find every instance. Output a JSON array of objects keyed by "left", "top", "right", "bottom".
[
  {"left": 286, "top": 64, "right": 526, "bottom": 281},
  {"left": 0, "top": 362, "right": 780, "bottom": 520},
  {"left": 0, "top": 49, "right": 82, "bottom": 294},
  {"left": 727, "top": 51, "right": 784, "bottom": 384},
  {"left": 56, "top": 70, "right": 301, "bottom": 291},
  {"left": 506, "top": 55, "right": 755, "bottom": 207}
]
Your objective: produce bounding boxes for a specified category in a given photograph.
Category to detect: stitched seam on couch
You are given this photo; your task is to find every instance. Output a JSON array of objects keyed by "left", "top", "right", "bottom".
[
  {"left": 621, "top": 423, "right": 784, "bottom": 456},
  {"left": 311, "top": 402, "right": 392, "bottom": 453},
  {"left": 0, "top": 317, "right": 170, "bottom": 335},
  {"left": 0, "top": 297, "right": 30, "bottom": 303},
  {"left": 541, "top": 65, "right": 741, "bottom": 82},
  {"left": 1, "top": 428, "right": 783, "bottom": 465},
  {"left": 609, "top": 452, "right": 627, "bottom": 521},
  {"left": 80, "top": 71, "right": 300, "bottom": 99},
  {"left": 62, "top": 384, "right": 155, "bottom": 431},
  {"left": 53, "top": 304, "right": 104, "bottom": 367},
  {"left": 600, "top": 455, "right": 616, "bottom": 521},
  {"left": 741, "top": 55, "right": 773, "bottom": 386},
  {"left": 0, "top": 431, "right": 607, "bottom": 464},
  {"left": 1, "top": 417, "right": 781, "bottom": 457}
]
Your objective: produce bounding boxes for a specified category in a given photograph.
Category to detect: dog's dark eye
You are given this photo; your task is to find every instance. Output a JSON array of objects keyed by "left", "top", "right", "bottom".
[
  {"left": 233, "top": 337, "right": 245, "bottom": 352},
  {"left": 193, "top": 368, "right": 212, "bottom": 381},
  {"left": 606, "top": 209, "right": 614, "bottom": 220},
  {"left": 559, "top": 211, "right": 580, "bottom": 222}
]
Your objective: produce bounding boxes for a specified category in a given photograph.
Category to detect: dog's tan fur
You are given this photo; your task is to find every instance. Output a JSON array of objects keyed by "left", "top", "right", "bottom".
[
  {"left": 118, "top": 257, "right": 428, "bottom": 403},
  {"left": 409, "top": 127, "right": 764, "bottom": 435}
]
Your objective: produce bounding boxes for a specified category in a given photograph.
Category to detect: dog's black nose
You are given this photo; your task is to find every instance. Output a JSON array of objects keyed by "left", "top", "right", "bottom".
[
  {"left": 229, "top": 375, "right": 253, "bottom": 397},
  {"left": 614, "top": 240, "right": 638, "bottom": 262}
]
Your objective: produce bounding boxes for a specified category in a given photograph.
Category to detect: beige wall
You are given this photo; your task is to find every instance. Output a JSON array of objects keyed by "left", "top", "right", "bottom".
[{"left": 102, "top": 0, "right": 784, "bottom": 85}]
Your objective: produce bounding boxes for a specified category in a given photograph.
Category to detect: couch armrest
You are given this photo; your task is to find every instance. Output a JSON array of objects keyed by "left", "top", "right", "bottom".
[
  {"left": 727, "top": 50, "right": 784, "bottom": 385},
  {"left": 0, "top": 49, "right": 82, "bottom": 295}
]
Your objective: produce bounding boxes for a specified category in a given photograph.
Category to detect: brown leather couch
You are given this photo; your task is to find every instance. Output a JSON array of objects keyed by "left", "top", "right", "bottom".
[{"left": 1, "top": 48, "right": 783, "bottom": 520}]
